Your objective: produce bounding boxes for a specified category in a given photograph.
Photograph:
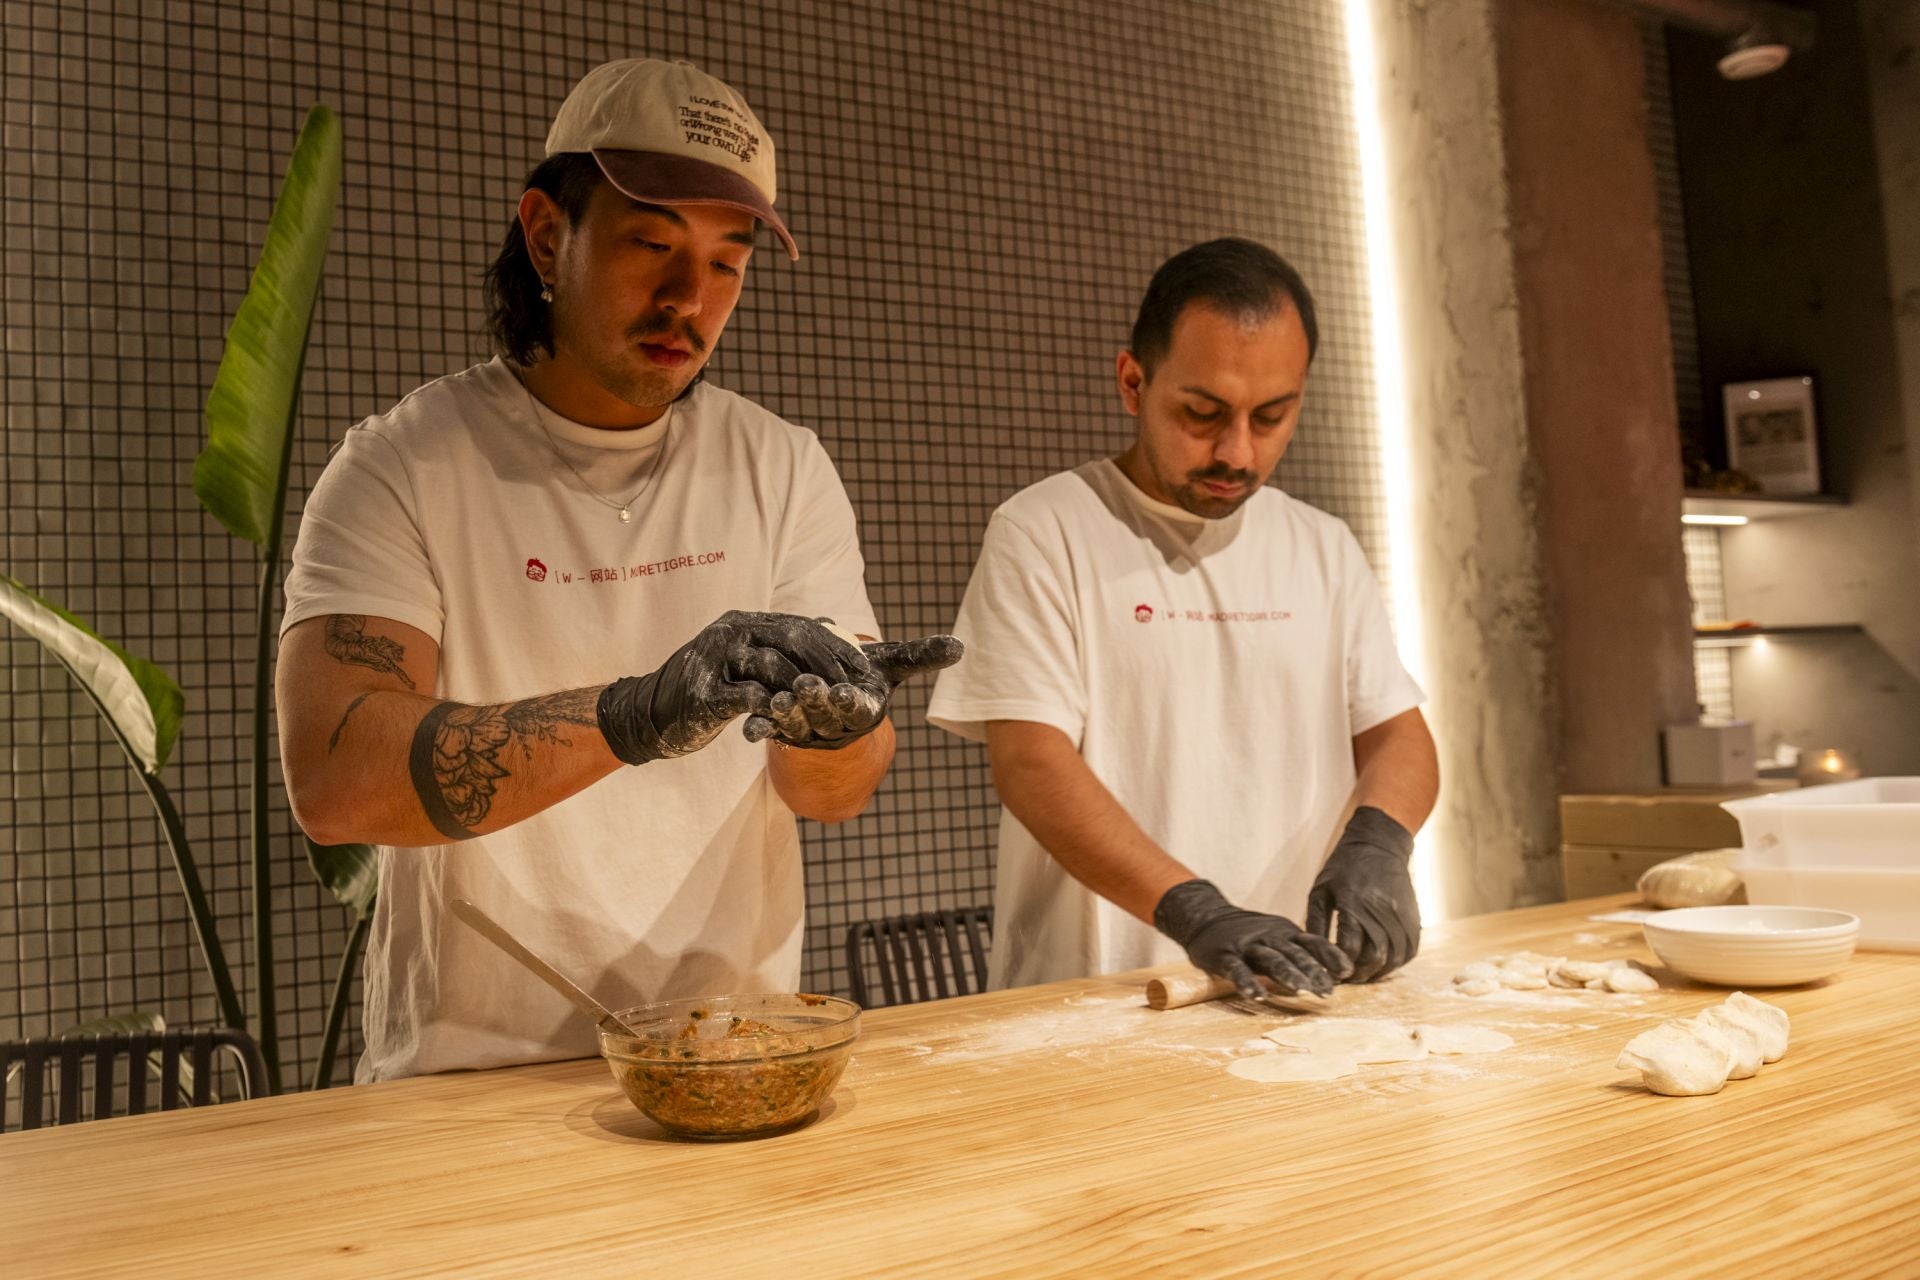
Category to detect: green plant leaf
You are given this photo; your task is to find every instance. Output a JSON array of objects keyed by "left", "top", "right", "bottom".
[
  {"left": 63, "top": 1011, "right": 167, "bottom": 1037},
  {"left": 305, "top": 837, "right": 378, "bottom": 920},
  {"left": 0, "top": 574, "right": 185, "bottom": 774},
  {"left": 194, "top": 103, "right": 342, "bottom": 548}
]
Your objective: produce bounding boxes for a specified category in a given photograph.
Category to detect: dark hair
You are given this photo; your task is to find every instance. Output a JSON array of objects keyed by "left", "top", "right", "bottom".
[
  {"left": 1128, "top": 237, "right": 1319, "bottom": 375},
  {"left": 483, "top": 153, "right": 605, "bottom": 366}
]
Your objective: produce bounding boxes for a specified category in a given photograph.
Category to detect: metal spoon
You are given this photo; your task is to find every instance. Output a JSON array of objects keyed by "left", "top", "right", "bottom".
[{"left": 449, "top": 898, "right": 642, "bottom": 1038}]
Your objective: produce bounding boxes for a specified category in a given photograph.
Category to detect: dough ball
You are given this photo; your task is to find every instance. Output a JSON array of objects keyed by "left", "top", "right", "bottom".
[
  {"left": 1454, "top": 977, "right": 1502, "bottom": 997},
  {"left": 1693, "top": 1007, "right": 1764, "bottom": 1079},
  {"left": 1264, "top": 1018, "right": 1427, "bottom": 1063},
  {"left": 1228, "top": 1052, "right": 1360, "bottom": 1083},
  {"left": 1719, "top": 992, "right": 1790, "bottom": 1062},
  {"left": 1615, "top": 1021, "right": 1734, "bottom": 1096},
  {"left": 1498, "top": 967, "right": 1549, "bottom": 991},
  {"left": 1555, "top": 959, "right": 1613, "bottom": 985},
  {"left": 1585, "top": 978, "right": 1611, "bottom": 990},
  {"left": 1454, "top": 961, "right": 1500, "bottom": 983},
  {"left": 1638, "top": 848, "right": 1745, "bottom": 909},
  {"left": 1548, "top": 968, "right": 1587, "bottom": 989},
  {"left": 1415, "top": 1024, "right": 1515, "bottom": 1055},
  {"left": 1604, "top": 965, "right": 1660, "bottom": 994}
]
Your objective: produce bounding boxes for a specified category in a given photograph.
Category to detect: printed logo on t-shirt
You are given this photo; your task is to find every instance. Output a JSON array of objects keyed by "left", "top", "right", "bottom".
[
  {"left": 1128, "top": 602, "right": 1293, "bottom": 624},
  {"left": 520, "top": 549, "right": 729, "bottom": 587}
]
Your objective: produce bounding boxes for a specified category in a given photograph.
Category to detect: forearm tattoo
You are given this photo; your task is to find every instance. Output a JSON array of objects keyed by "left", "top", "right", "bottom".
[
  {"left": 406, "top": 688, "right": 601, "bottom": 840},
  {"left": 323, "top": 614, "right": 416, "bottom": 689}
]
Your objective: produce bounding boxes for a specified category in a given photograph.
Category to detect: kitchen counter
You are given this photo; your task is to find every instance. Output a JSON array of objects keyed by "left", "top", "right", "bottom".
[{"left": 7, "top": 894, "right": 1917, "bottom": 1278}]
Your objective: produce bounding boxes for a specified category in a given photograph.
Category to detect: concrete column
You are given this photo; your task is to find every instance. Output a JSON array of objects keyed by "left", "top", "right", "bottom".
[
  {"left": 1494, "top": 0, "right": 1700, "bottom": 795},
  {"left": 1858, "top": 0, "right": 1920, "bottom": 569},
  {"left": 1367, "top": 0, "right": 1563, "bottom": 916}
]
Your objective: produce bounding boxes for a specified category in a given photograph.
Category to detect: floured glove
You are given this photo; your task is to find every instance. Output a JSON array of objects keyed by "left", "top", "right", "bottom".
[
  {"left": 1153, "top": 879, "right": 1352, "bottom": 999},
  {"left": 597, "top": 611, "right": 858, "bottom": 764},
  {"left": 1305, "top": 806, "right": 1421, "bottom": 983},
  {"left": 743, "top": 627, "right": 965, "bottom": 750}
]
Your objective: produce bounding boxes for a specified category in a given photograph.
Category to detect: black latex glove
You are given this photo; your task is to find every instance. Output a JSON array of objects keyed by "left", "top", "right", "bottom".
[
  {"left": 1153, "top": 879, "right": 1353, "bottom": 999},
  {"left": 743, "top": 629, "right": 965, "bottom": 750},
  {"left": 1305, "top": 806, "right": 1421, "bottom": 983},
  {"left": 597, "top": 611, "right": 860, "bottom": 764}
]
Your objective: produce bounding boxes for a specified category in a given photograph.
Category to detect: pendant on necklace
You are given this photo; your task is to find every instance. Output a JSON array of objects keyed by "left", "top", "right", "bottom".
[{"left": 619, "top": 507, "right": 631, "bottom": 524}]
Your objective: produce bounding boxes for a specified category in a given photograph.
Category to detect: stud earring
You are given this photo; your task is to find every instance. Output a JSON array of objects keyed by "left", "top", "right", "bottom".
[{"left": 539, "top": 280, "right": 554, "bottom": 303}]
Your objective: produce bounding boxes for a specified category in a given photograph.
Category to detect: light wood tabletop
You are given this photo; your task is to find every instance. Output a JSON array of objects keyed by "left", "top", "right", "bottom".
[{"left": 6, "top": 894, "right": 1917, "bottom": 1278}]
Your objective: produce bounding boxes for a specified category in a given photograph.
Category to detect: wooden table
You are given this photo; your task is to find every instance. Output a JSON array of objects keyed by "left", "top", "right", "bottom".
[{"left": 7, "top": 895, "right": 1918, "bottom": 1278}]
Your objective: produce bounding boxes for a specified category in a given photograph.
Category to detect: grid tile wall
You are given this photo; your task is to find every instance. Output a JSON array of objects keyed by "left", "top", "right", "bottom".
[
  {"left": 2, "top": 0, "right": 1385, "bottom": 1086},
  {"left": 1682, "top": 526, "right": 1734, "bottom": 720}
]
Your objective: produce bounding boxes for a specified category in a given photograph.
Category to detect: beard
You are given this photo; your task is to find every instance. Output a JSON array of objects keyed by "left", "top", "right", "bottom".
[{"left": 1165, "top": 461, "right": 1261, "bottom": 519}]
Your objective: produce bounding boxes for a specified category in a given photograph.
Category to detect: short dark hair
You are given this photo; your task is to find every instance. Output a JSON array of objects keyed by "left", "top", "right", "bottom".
[
  {"left": 483, "top": 153, "right": 605, "bottom": 366},
  {"left": 1128, "top": 238, "right": 1319, "bottom": 375}
]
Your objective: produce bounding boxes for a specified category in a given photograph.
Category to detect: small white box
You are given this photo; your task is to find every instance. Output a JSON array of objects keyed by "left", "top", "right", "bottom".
[{"left": 1663, "top": 719, "right": 1757, "bottom": 787}]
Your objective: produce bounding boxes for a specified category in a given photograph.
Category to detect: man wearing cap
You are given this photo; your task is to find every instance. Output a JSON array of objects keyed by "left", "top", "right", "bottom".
[
  {"left": 927, "top": 239, "right": 1437, "bottom": 1002},
  {"left": 276, "top": 59, "right": 958, "bottom": 1081}
]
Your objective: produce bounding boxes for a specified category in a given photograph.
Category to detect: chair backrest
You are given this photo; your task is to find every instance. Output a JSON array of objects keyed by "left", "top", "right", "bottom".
[
  {"left": 845, "top": 906, "right": 993, "bottom": 1009},
  {"left": 0, "top": 1028, "right": 268, "bottom": 1133}
]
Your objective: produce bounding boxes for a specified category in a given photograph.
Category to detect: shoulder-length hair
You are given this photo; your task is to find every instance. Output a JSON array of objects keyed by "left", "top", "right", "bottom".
[{"left": 482, "top": 153, "right": 604, "bottom": 366}]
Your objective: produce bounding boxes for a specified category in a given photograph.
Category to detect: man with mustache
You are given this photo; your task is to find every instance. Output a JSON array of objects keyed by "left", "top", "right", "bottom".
[
  {"left": 275, "top": 59, "right": 957, "bottom": 1081},
  {"left": 928, "top": 240, "right": 1437, "bottom": 999}
]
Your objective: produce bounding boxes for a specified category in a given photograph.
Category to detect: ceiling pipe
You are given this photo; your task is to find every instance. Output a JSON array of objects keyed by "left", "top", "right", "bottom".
[{"left": 1602, "top": 0, "right": 1818, "bottom": 78}]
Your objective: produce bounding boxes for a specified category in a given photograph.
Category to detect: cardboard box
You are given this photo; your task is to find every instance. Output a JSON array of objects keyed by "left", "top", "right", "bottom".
[{"left": 1559, "top": 784, "right": 1795, "bottom": 851}]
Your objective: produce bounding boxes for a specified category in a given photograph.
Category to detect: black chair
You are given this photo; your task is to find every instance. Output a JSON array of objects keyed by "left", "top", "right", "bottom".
[
  {"left": 845, "top": 906, "right": 993, "bottom": 1008},
  {"left": 0, "top": 1028, "right": 268, "bottom": 1133}
]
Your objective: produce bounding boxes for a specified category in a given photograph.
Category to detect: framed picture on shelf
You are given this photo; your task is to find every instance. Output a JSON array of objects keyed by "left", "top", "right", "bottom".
[{"left": 1723, "top": 375, "right": 1820, "bottom": 496}]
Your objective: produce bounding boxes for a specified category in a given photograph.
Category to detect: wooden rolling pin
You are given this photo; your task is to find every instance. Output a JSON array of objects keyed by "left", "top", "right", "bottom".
[{"left": 1146, "top": 967, "right": 1330, "bottom": 1011}]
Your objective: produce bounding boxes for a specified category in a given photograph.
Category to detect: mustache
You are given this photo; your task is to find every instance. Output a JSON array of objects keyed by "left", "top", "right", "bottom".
[
  {"left": 627, "top": 315, "right": 709, "bottom": 354},
  {"left": 1186, "top": 463, "right": 1257, "bottom": 487}
]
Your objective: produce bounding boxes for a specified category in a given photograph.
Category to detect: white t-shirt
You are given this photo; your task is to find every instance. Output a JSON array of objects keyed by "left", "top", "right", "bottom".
[
  {"left": 282, "top": 358, "right": 878, "bottom": 1082},
  {"left": 926, "top": 459, "right": 1423, "bottom": 989}
]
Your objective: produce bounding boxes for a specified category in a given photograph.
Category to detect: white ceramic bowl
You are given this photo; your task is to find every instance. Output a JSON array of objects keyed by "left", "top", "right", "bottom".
[{"left": 1642, "top": 905, "right": 1860, "bottom": 986}]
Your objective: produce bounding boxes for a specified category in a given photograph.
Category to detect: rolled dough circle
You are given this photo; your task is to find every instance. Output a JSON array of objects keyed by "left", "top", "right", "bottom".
[{"left": 1228, "top": 1052, "right": 1361, "bottom": 1083}]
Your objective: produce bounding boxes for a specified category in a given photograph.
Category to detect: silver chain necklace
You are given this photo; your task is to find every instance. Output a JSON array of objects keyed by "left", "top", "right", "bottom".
[{"left": 522, "top": 382, "right": 673, "bottom": 524}]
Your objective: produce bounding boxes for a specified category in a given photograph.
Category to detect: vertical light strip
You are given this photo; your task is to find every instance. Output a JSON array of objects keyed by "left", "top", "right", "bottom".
[{"left": 1343, "top": 0, "right": 1442, "bottom": 916}]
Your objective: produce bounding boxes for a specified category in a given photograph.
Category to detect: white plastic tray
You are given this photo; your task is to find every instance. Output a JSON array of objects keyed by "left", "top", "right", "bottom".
[
  {"left": 1722, "top": 777, "right": 1920, "bottom": 870},
  {"left": 1735, "top": 862, "right": 1920, "bottom": 951}
]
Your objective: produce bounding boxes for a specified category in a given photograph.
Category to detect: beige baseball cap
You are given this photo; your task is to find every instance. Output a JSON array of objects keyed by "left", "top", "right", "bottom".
[{"left": 545, "top": 58, "right": 798, "bottom": 260}]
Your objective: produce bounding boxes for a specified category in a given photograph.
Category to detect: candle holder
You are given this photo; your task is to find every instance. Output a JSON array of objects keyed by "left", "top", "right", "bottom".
[{"left": 1797, "top": 747, "right": 1861, "bottom": 787}]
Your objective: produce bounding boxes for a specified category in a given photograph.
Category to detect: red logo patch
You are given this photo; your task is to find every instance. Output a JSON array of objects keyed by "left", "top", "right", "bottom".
[
  {"left": 526, "top": 558, "right": 548, "bottom": 582},
  {"left": 1134, "top": 604, "right": 1154, "bottom": 622}
]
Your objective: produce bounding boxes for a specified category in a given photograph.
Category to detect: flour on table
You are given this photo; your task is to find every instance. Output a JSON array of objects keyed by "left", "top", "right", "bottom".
[{"left": 1228, "top": 1053, "right": 1361, "bottom": 1083}]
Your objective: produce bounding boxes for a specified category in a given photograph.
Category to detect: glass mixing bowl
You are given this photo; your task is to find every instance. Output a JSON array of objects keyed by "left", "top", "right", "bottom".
[{"left": 598, "top": 993, "right": 860, "bottom": 1139}]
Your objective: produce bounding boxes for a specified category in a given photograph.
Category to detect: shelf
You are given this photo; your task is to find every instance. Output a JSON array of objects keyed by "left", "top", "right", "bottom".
[
  {"left": 1682, "top": 491, "right": 1846, "bottom": 523},
  {"left": 1693, "top": 624, "right": 1865, "bottom": 648}
]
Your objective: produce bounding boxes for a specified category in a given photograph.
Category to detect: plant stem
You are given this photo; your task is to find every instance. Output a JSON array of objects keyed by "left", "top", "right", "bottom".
[
  {"left": 139, "top": 773, "right": 247, "bottom": 1032},
  {"left": 52, "top": 650, "right": 246, "bottom": 1031},
  {"left": 312, "top": 913, "right": 370, "bottom": 1091},
  {"left": 252, "top": 549, "right": 283, "bottom": 1094}
]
